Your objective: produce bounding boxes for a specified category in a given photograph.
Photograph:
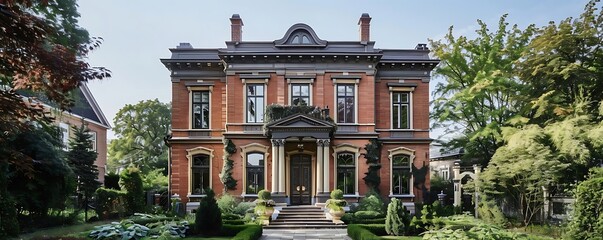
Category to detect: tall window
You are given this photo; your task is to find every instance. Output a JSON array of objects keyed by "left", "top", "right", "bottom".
[
  {"left": 337, "top": 153, "right": 355, "bottom": 194},
  {"left": 192, "top": 91, "right": 210, "bottom": 129},
  {"left": 337, "top": 84, "right": 355, "bottom": 123},
  {"left": 392, "top": 155, "right": 411, "bottom": 195},
  {"left": 291, "top": 84, "right": 310, "bottom": 106},
  {"left": 89, "top": 131, "right": 97, "bottom": 152},
  {"left": 59, "top": 123, "right": 69, "bottom": 149},
  {"left": 246, "top": 153, "right": 264, "bottom": 194},
  {"left": 392, "top": 92, "right": 410, "bottom": 129},
  {"left": 247, "top": 84, "right": 264, "bottom": 123},
  {"left": 191, "top": 154, "right": 210, "bottom": 194}
]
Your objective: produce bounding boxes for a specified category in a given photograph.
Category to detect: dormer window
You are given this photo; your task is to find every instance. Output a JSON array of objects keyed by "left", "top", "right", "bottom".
[{"left": 289, "top": 32, "right": 312, "bottom": 44}]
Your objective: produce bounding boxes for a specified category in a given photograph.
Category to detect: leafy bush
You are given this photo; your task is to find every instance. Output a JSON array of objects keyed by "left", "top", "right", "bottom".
[
  {"left": 104, "top": 172, "right": 121, "bottom": 190},
  {"left": 421, "top": 224, "right": 528, "bottom": 240},
  {"left": 222, "top": 213, "right": 243, "bottom": 220},
  {"left": 195, "top": 188, "right": 222, "bottom": 236},
  {"left": 0, "top": 192, "right": 19, "bottom": 237},
  {"left": 331, "top": 189, "right": 344, "bottom": 199},
  {"left": 257, "top": 189, "right": 271, "bottom": 200},
  {"left": 355, "top": 211, "right": 384, "bottom": 219},
  {"left": 477, "top": 198, "right": 508, "bottom": 227},
  {"left": 233, "top": 201, "right": 256, "bottom": 216},
  {"left": 142, "top": 169, "right": 168, "bottom": 191},
  {"left": 566, "top": 168, "right": 603, "bottom": 240},
  {"left": 95, "top": 187, "right": 127, "bottom": 220},
  {"left": 353, "top": 192, "right": 385, "bottom": 214},
  {"left": 347, "top": 224, "right": 383, "bottom": 240},
  {"left": 120, "top": 167, "right": 145, "bottom": 214},
  {"left": 217, "top": 193, "right": 238, "bottom": 214},
  {"left": 385, "top": 198, "right": 404, "bottom": 236},
  {"left": 89, "top": 220, "right": 149, "bottom": 240},
  {"left": 326, "top": 189, "right": 347, "bottom": 211}
]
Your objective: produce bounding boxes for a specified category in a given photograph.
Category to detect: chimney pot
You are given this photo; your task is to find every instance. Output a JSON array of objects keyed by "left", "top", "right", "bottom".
[
  {"left": 230, "top": 14, "right": 244, "bottom": 42},
  {"left": 358, "top": 13, "right": 372, "bottom": 43}
]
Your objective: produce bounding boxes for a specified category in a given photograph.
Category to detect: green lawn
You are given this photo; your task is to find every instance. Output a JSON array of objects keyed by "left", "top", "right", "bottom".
[{"left": 15, "top": 220, "right": 113, "bottom": 239}]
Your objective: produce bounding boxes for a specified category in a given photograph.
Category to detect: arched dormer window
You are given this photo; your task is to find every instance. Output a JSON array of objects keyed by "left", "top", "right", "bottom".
[{"left": 288, "top": 31, "right": 313, "bottom": 45}]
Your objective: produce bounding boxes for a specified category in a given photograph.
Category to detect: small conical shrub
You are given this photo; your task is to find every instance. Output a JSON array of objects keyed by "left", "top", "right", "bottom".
[
  {"left": 195, "top": 188, "right": 222, "bottom": 236},
  {"left": 385, "top": 198, "right": 404, "bottom": 236}
]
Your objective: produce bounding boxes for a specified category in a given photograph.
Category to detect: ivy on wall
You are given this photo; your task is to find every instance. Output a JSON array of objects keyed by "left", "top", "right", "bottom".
[
  {"left": 219, "top": 138, "right": 237, "bottom": 192},
  {"left": 363, "top": 139, "right": 382, "bottom": 193}
]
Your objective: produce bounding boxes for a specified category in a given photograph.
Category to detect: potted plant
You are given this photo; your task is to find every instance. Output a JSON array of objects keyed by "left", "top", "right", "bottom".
[
  {"left": 326, "top": 189, "right": 347, "bottom": 223},
  {"left": 254, "top": 190, "right": 275, "bottom": 225}
]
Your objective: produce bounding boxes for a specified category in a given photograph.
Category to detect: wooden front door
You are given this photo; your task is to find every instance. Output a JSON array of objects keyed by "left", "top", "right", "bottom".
[{"left": 290, "top": 154, "right": 312, "bottom": 205}]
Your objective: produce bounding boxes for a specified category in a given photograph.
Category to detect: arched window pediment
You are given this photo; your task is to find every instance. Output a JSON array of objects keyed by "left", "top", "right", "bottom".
[{"left": 274, "top": 23, "right": 327, "bottom": 48}]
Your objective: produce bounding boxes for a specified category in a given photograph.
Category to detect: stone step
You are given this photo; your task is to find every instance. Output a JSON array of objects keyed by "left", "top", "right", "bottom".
[
  {"left": 270, "top": 220, "right": 333, "bottom": 225},
  {"left": 263, "top": 224, "right": 347, "bottom": 229},
  {"left": 277, "top": 211, "right": 325, "bottom": 215},
  {"left": 276, "top": 215, "right": 327, "bottom": 219}
]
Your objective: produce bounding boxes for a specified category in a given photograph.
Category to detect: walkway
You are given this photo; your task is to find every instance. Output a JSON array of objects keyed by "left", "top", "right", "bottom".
[{"left": 261, "top": 228, "right": 351, "bottom": 240}]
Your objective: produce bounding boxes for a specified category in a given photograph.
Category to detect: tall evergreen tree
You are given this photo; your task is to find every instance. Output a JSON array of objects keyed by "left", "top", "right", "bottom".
[{"left": 67, "top": 122, "right": 100, "bottom": 220}]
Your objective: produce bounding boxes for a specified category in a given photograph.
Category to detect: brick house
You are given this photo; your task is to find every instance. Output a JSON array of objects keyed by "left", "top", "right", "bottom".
[{"left": 161, "top": 14, "right": 438, "bottom": 209}]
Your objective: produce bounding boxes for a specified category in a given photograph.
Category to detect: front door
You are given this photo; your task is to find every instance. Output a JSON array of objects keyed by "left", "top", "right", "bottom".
[{"left": 290, "top": 154, "right": 312, "bottom": 205}]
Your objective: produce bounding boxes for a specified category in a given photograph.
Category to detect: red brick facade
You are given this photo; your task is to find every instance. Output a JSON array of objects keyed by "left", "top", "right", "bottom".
[{"left": 162, "top": 14, "right": 438, "bottom": 207}]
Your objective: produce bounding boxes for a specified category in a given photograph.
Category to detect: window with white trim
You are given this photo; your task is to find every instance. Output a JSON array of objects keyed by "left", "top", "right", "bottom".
[
  {"left": 246, "top": 153, "right": 265, "bottom": 194},
  {"left": 392, "top": 92, "right": 410, "bottom": 129},
  {"left": 336, "top": 84, "right": 355, "bottom": 123},
  {"left": 59, "top": 123, "right": 70, "bottom": 149},
  {"left": 291, "top": 84, "right": 310, "bottom": 106},
  {"left": 192, "top": 91, "right": 210, "bottom": 129},
  {"left": 336, "top": 152, "right": 355, "bottom": 195},
  {"left": 246, "top": 84, "right": 264, "bottom": 123},
  {"left": 392, "top": 154, "right": 411, "bottom": 195},
  {"left": 440, "top": 167, "right": 450, "bottom": 179},
  {"left": 89, "top": 131, "right": 97, "bottom": 152},
  {"left": 191, "top": 154, "right": 210, "bottom": 194}
]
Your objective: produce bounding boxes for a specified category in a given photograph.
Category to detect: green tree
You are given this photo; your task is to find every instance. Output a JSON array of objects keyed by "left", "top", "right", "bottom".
[
  {"left": 195, "top": 188, "right": 222, "bottom": 236},
  {"left": 430, "top": 15, "right": 535, "bottom": 166},
  {"left": 119, "top": 167, "right": 145, "bottom": 214},
  {"left": 385, "top": 198, "right": 404, "bottom": 236},
  {"left": 67, "top": 122, "right": 100, "bottom": 220},
  {"left": 479, "top": 125, "right": 569, "bottom": 225},
  {"left": 219, "top": 139, "right": 237, "bottom": 192},
  {"left": 566, "top": 168, "right": 603, "bottom": 240},
  {"left": 109, "top": 99, "right": 171, "bottom": 173}
]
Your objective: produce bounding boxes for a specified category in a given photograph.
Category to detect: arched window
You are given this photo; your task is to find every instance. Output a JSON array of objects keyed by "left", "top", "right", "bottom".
[
  {"left": 337, "top": 152, "right": 356, "bottom": 195},
  {"left": 392, "top": 154, "right": 411, "bottom": 195},
  {"left": 246, "top": 152, "right": 265, "bottom": 194},
  {"left": 191, "top": 154, "right": 210, "bottom": 194}
]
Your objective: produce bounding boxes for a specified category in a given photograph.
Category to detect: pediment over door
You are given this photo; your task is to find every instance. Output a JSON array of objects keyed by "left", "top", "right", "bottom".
[{"left": 265, "top": 114, "right": 336, "bottom": 139}]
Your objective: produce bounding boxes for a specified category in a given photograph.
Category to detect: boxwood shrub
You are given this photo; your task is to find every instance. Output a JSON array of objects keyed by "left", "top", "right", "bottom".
[
  {"left": 232, "top": 225, "right": 262, "bottom": 240},
  {"left": 347, "top": 224, "right": 382, "bottom": 240}
]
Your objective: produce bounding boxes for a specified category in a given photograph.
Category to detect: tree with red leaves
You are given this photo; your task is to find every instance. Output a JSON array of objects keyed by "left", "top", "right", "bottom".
[{"left": 0, "top": 0, "right": 109, "bottom": 236}]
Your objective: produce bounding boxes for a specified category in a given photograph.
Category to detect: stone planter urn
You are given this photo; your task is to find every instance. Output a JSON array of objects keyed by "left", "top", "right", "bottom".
[{"left": 329, "top": 208, "right": 345, "bottom": 221}]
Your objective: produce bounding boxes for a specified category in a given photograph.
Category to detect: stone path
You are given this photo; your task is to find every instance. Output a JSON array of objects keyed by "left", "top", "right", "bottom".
[{"left": 260, "top": 228, "right": 351, "bottom": 240}]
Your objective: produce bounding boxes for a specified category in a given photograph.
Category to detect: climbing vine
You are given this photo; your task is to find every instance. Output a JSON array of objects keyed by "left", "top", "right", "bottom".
[
  {"left": 219, "top": 138, "right": 237, "bottom": 192},
  {"left": 363, "top": 139, "right": 382, "bottom": 193}
]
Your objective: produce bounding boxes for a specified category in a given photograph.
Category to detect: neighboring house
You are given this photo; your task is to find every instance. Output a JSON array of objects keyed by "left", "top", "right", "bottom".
[
  {"left": 161, "top": 14, "right": 438, "bottom": 209},
  {"left": 429, "top": 143, "right": 464, "bottom": 181},
  {"left": 22, "top": 83, "right": 111, "bottom": 183}
]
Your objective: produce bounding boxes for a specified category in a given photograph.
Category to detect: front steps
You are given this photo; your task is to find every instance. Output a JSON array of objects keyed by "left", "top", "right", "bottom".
[{"left": 264, "top": 205, "right": 346, "bottom": 229}]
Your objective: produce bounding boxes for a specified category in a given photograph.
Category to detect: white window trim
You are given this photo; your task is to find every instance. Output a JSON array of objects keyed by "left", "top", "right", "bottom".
[
  {"left": 89, "top": 131, "right": 97, "bottom": 152},
  {"left": 240, "top": 143, "right": 270, "bottom": 196},
  {"left": 388, "top": 146, "right": 415, "bottom": 196},
  {"left": 333, "top": 79, "right": 359, "bottom": 124},
  {"left": 389, "top": 87, "right": 414, "bottom": 130},
  {"left": 59, "top": 122, "right": 70, "bottom": 150},
  {"left": 187, "top": 86, "right": 213, "bottom": 130},
  {"left": 287, "top": 78, "right": 314, "bottom": 106},
  {"left": 332, "top": 143, "right": 360, "bottom": 196},
  {"left": 242, "top": 79, "right": 268, "bottom": 124},
  {"left": 186, "top": 146, "right": 214, "bottom": 197}
]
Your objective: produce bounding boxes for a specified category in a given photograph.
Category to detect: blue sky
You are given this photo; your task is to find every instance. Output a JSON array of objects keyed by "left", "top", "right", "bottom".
[{"left": 77, "top": 0, "right": 589, "bottom": 140}]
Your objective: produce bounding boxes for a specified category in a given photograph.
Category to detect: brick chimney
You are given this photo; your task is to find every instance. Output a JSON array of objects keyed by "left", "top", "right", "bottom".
[
  {"left": 230, "top": 14, "right": 243, "bottom": 42},
  {"left": 358, "top": 13, "right": 372, "bottom": 43}
]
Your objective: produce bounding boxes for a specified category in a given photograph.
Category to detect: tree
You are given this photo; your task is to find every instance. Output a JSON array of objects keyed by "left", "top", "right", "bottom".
[
  {"left": 109, "top": 99, "right": 171, "bottom": 173},
  {"left": 0, "top": 1, "right": 108, "bottom": 235},
  {"left": 67, "top": 121, "right": 100, "bottom": 220},
  {"left": 219, "top": 139, "right": 237, "bottom": 192},
  {"left": 195, "top": 188, "right": 222, "bottom": 236},
  {"left": 385, "top": 198, "right": 405, "bottom": 236},
  {"left": 429, "top": 15, "right": 535, "bottom": 166},
  {"left": 479, "top": 125, "right": 569, "bottom": 225},
  {"left": 119, "top": 167, "right": 145, "bottom": 214}
]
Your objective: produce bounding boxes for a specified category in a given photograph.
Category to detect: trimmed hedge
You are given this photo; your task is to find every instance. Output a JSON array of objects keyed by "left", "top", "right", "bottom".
[
  {"left": 131, "top": 217, "right": 177, "bottom": 225},
  {"left": 232, "top": 225, "right": 262, "bottom": 240},
  {"left": 348, "top": 224, "right": 382, "bottom": 240},
  {"left": 355, "top": 211, "right": 384, "bottom": 219},
  {"left": 343, "top": 212, "right": 386, "bottom": 224},
  {"left": 224, "top": 219, "right": 246, "bottom": 225},
  {"left": 95, "top": 187, "right": 126, "bottom": 219}
]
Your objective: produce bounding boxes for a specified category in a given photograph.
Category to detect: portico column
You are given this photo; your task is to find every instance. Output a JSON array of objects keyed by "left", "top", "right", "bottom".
[
  {"left": 322, "top": 139, "right": 331, "bottom": 193},
  {"left": 316, "top": 139, "right": 324, "bottom": 194},
  {"left": 278, "top": 139, "right": 286, "bottom": 193},
  {"left": 270, "top": 139, "right": 279, "bottom": 193}
]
